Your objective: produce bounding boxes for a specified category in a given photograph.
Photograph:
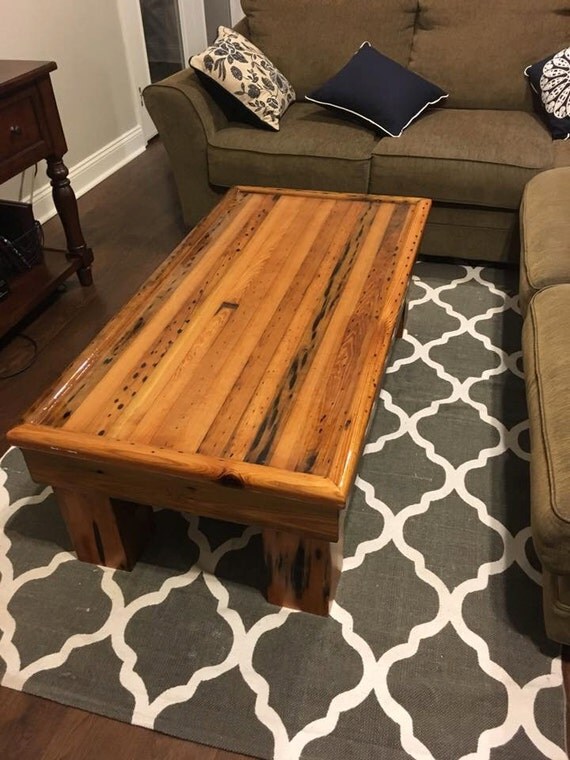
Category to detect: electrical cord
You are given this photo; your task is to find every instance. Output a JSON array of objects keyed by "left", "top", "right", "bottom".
[{"left": 0, "top": 333, "right": 38, "bottom": 379}]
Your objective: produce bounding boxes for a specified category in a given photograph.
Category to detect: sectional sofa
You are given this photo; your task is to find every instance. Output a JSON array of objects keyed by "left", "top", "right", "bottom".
[
  {"left": 144, "top": 0, "right": 570, "bottom": 264},
  {"left": 521, "top": 168, "right": 570, "bottom": 645}
]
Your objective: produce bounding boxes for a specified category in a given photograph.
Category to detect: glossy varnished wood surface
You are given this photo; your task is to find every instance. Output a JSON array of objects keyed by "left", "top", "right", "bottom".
[{"left": 9, "top": 187, "right": 430, "bottom": 519}]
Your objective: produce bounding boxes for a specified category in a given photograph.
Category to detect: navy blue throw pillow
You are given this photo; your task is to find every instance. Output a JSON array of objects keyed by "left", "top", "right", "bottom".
[
  {"left": 306, "top": 42, "right": 448, "bottom": 137},
  {"left": 524, "top": 48, "right": 570, "bottom": 141}
]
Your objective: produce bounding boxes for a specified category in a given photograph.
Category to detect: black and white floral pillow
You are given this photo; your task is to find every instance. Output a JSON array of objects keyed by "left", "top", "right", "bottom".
[
  {"left": 524, "top": 47, "right": 570, "bottom": 140},
  {"left": 191, "top": 26, "right": 295, "bottom": 130}
]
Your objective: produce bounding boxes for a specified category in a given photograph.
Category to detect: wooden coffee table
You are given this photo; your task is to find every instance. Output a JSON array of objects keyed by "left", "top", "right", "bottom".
[{"left": 8, "top": 186, "right": 430, "bottom": 615}]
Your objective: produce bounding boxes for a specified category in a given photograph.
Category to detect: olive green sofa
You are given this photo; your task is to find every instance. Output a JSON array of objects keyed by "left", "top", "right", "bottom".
[
  {"left": 144, "top": 0, "right": 570, "bottom": 264},
  {"left": 521, "top": 168, "right": 570, "bottom": 644}
]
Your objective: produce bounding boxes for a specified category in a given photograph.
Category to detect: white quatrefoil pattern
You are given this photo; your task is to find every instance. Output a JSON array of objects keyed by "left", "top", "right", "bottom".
[{"left": 0, "top": 262, "right": 565, "bottom": 760}]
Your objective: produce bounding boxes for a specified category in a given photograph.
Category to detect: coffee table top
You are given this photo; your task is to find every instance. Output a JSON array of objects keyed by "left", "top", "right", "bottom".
[{"left": 10, "top": 187, "right": 430, "bottom": 512}]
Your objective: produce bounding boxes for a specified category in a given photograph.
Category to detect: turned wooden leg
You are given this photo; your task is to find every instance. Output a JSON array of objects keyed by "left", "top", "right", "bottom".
[
  {"left": 46, "top": 156, "right": 94, "bottom": 286},
  {"left": 396, "top": 301, "right": 408, "bottom": 339},
  {"left": 54, "top": 487, "right": 153, "bottom": 570},
  {"left": 262, "top": 530, "right": 343, "bottom": 615}
]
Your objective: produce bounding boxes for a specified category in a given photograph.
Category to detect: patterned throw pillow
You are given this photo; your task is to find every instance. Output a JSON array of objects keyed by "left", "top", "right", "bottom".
[
  {"left": 306, "top": 42, "right": 448, "bottom": 137},
  {"left": 524, "top": 48, "right": 570, "bottom": 140},
  {"left": 190, "top": 26, "right": 295, "bottom": 131}
]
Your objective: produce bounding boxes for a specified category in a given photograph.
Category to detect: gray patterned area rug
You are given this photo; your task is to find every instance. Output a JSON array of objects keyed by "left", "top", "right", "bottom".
[{"left": 0, "top": 262, "right": 566, "bottom": 760}]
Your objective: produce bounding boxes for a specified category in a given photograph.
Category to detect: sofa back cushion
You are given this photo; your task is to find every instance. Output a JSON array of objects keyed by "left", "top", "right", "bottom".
[
  {"left": 241, "top": 0, "right": 418, "bottom": 99},
  {"left": 409, "top": 0, "right": 570, "bottom": 110}
]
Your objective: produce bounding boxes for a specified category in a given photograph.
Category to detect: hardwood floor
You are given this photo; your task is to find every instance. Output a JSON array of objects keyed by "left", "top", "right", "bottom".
[
  {"left": 0, "top": 140, "right": 249, "bottom": 759},
  {"left": 562, "top": 646, "right": 570, "bottom": 756}
]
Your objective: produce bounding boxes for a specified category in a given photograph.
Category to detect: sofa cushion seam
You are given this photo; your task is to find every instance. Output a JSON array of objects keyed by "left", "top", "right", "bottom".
[
  {"left": 372, "top": 152, "right": 545, "bottom": 171},
  {"left": 209, "top": 144, "right": 373, "bottom": 162},
  {"left": 530, "top": 294, "right": 570, "bottom": 526},
  {"left": 520, "top": 197, "right": 537, "bottom": 291},
  {"left": 407, "top": 0, "right": 421, "bottom": 68}
]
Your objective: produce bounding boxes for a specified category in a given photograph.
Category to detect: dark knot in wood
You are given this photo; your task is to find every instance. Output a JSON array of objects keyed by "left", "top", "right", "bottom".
[{"left": 217, "top": 472, "right": 245, "bottom": 489}]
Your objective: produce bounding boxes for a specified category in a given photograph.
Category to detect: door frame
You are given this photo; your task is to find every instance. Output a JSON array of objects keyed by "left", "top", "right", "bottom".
[
  {"left": 229, "top": 0, "right": 244, "bottom": 24},
  {"left": 118, "top": 0, "right": 208, "bottom": 143},
  {"left": 178, "top": 0, "right": 208, "bottom": 60}
]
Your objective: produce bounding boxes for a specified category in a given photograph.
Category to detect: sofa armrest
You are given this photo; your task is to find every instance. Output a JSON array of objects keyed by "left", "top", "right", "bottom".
[{"left": 143, "top": 68, "right": 228, "bottom": 227}]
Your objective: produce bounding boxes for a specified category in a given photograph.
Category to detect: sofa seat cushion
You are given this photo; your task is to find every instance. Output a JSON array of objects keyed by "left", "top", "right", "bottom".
[
  {"left": 369, "top": 109, "right": 553, "bottom": 208},
  {"left": 523, "top": 284, "right": 570, "bottom": 575},
  {"left": 208, "top": 102, "right": 378, "bottom": 192},
  {"left": 520, "top": 168, "right": 570, "bottom": 316}
]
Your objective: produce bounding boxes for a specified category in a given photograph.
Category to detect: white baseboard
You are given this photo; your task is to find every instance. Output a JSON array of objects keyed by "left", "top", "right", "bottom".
[{"left": 28, "top": 126, "right": 146, "bottom": 224}]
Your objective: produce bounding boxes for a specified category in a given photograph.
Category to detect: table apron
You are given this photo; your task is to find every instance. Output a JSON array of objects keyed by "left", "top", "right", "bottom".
[{"left": 22, "top": 448, "right": 342, "bottom": 542}]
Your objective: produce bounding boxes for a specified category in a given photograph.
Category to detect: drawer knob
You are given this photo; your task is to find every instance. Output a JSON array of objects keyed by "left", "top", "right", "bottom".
[{"left": 9, "top": 125, "right": 22, "bottom": 136}]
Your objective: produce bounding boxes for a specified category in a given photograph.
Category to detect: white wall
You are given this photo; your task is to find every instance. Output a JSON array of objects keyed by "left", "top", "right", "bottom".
[
  {"left": 0, "top": 0, "right": 145, "bottom": 220},
  {"left": 229, "top": 0, "right": 244, "bottom": 25}
]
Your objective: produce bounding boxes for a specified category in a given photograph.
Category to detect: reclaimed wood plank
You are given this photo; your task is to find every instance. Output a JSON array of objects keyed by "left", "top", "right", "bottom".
[
  {"left": 55, "top": 191, "right": 271, "bottom": 433},
  {"left": 221, "top": 199, "right": 380, "bottom": 463},
  {"left": 198, "top": 198, "right": 360, "bottom": 457},
  {"left": 145, "top": 197, "right": 333, "bottom": 450}
]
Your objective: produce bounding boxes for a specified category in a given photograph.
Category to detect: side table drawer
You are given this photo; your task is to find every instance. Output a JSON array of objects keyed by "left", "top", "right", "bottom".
[{"left": 0, "top": 88, "right": 48, "bottom": 167}]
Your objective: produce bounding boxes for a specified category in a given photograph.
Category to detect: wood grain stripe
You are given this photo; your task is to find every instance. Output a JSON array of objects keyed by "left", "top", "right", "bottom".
[
  {"left": 265, "top": 202, "right": 396, "bottom": 470},
  {"left": 154, "top": 198, "right": 338, "bottom": 451},
  {"left": 223, "top": 201, "right": 382, "bottom": 464},
  {"left": 30, "top": 186, "right": 247, "bottom": 426},
  {"left": 123, "top": 195, "right": 319, "bottom": 445},
  {"left": 328, "top": 199, "right": 431, "bottom": 494},
  {"left": 197, "top": 198, "right": 361, "bottom": 457},
  {"left": 62, "top": 192, "right": 275, "bottom": 433},
  {"left": 305, "top": 203, "right": 415, "bottom": 475}
]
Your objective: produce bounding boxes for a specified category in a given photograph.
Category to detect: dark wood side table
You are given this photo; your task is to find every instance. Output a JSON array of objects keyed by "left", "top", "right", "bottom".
[{"left": 0, "top": 60, "right": 94, "bottom": 339}]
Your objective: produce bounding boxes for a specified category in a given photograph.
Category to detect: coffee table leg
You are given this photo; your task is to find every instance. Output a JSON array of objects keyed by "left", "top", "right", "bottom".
[
  {"left": 54, "top": 487, "right": 153, "bottom": 570},
  {"left": 262, "top": 530, "right": 343, "bottom": 615},
  {"left": 396, "top": 302, "right": 408, "bottom": 339}
]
